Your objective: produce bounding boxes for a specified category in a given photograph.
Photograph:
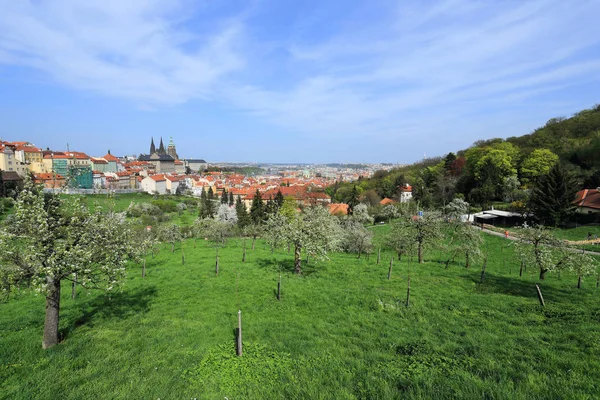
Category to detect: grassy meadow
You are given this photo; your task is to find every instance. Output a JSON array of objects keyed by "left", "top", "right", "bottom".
[{"left": 2, "top": 227, "right": 600, "bottom": 399}]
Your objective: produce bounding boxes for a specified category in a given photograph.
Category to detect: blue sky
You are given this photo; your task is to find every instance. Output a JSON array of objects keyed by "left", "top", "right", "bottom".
[{"left": 1, "top": 0, "right": 599, "bottom": 163}]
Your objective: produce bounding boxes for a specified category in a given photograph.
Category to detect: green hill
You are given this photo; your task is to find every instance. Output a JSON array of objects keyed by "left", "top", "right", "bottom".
[{"left": 329, "top": 105, "right": 600, "bottom": 211}]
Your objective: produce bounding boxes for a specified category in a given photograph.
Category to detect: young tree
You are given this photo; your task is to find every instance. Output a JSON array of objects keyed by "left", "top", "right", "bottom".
[
  {"left": 243, "top": 223, "right": 263, "bottom": 250},
  {"left": 285, "top": 206, "right": 343, "bottom": 274},
  {"left": 513, "top": 224, "right": 570, "bottom": 280},
  {"left": 279, "top": 196, "right": 298, "bottom": 222},
  {"left": 228, "top": 191, "right": 234, "bottom": 207},
  {"left": 568, "top": 252, "right": 598, "bottom": 289},
  {"left": 529, "top": 163, "right": 578, "bottom": 227},
  {"left": 390, "top": 213, "right": 443, "bottom": 263},
  {"left": 217, "top": 203, "right": 238, "bottom": 225},
  {"left": 386, "top": 222, "right": 416, "bottom": 262},
  {"left": 157, "top": 223, "right": 183, "bottom": 252},
  {"left": 352, "top": 203, "right": 374, "bottom": 225},
  {"left": 0, "top": 177, "right": 134, "bottom": 348},
  {"left": 341, "top": 220, "right": 373, "bottom": 258}
]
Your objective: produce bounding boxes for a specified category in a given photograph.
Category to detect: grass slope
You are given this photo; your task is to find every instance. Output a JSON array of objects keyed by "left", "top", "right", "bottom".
[{"left": 2, "top": 233, "right": 600, "bottom": 399}]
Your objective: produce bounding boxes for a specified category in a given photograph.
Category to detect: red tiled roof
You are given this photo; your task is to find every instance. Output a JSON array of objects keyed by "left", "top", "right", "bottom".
[
  {"left": 91, "top": 158, "right": 108, "bottom": 164},
  {"left": 574, "top": 189, "right": 600, "bottom": 210},
  {"left": 380, "top": 198, "right": 396, "bottom": 205},
  {"left": 103, "top": 153, "right": 119, "bottom": 162},
  {"left": 35, "top": 173, "right": 65, "bottom": 180},
  {"left": 329, "top": 203, "right": 349, "bottom": 215}
]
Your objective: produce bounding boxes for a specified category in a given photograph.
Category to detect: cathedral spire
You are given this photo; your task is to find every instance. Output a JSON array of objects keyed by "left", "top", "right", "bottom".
[
  {"left": 150, "top": 137, "right": 156, "bottom": 154},
  {"left": 158, "top": 137, "right": 165, "bottom": 154}
]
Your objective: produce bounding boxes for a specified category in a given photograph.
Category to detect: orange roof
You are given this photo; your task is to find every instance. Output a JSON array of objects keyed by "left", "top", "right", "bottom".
[
  {"left": 329, "top": 203, "right": 349, "bottom": 215},
  {"left": 15, "top": 145, "right": 41, "bottom": 153},
  {"left": 103, "top": 153, "right": 119, "bottom": 162},
  {"left": 91, "top": 158, "right": 108, "bottom": 164},
  {"left": 35, "top": 173, "right": 65, "bottom": 180},
  {"left": 149, "top": 174, "right": 166, "bottom": 182},
  {"left": 380, "top": 198, "right": 396, "bottom": 205}
]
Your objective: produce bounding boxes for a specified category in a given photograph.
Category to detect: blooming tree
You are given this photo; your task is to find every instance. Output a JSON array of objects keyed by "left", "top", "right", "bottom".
[{"left": 0, "top": 176, "right": 135, "bottom": 348}]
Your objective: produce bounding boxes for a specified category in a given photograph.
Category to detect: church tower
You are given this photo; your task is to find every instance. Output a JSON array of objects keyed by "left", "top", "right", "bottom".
[
  {"left": 158, "top": 137, "right": 166, "bottom": 154},
  {"left": 150, "top": 137, "right": 156, "bottom": 154},
  {"left": 167, "top": 136, "right": 179, "bottom": 160}
]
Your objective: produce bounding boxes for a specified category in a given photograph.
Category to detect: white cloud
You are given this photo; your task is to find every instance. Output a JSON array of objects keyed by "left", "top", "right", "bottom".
[{"left": 0, "top": 0, "right": 244, "bottom": 105}]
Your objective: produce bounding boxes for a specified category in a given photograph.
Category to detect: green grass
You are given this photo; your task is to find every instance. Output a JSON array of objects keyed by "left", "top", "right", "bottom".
[{"left": 2, "top": 232, "right": 600, "bottom": 399}]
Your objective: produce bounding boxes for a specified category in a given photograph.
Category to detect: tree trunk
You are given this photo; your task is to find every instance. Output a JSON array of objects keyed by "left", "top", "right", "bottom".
[
  {"left": 142, "top": 258, "right": 146, "bottom": 278},
  {"left": 465, "top": 252, "right": 470, "bottom": 268},
  {"left": 242, "top": 247, "right": 246, "bottom": 263},
  {"left": 43, "top": 276, "right": 61, "bottom": 349},
  {"left": 357, "top": 250, "right": 361, "bottom": 259},
  {"left": 294, "top": 244, "right": 302, "bottom": 274},
  {"left": 71, "top": 272, "right": 77, "bottom": 300},
  {"left": 418, "top": 242, "right": 423, "bottom": 264},
  {"left": 388, "top": 258, "right": 393, "bottom": 280},
  {"left": 252, "top": 237, "right": 256, "bottom": 250},
  {"left": 182, "top": 249, "right": 185, "bottom": 265},
  {"left": 539, "top": 268, "right": 547, "bottom": 280},
  {"left": 519, "top": 261, "right": 524, "bottom": 277},
  {"left": 287, "top": 243, "right": 290, "bottom": 253},
  {"left": 171, "top": 242, "right": 175, "bottom": 253},
  {"left": 480, "top": 257, "right": 487, "bottom": 284},
  {"left": 577, "top": 275, "right": 582, "bottom": 289}
]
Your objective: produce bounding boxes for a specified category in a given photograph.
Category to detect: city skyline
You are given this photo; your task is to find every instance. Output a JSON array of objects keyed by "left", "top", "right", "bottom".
[{"left": 1, "top": 0, "right": 600, "bottom": 163}]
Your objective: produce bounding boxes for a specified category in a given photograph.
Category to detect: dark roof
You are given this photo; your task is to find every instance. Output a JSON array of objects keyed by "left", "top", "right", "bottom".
[
  {"left": 0, "top": 171, "right": 23, "bottom": 181},
  {"left": 185, "top": 159, "right": 207, "bottom": 163},
  {"left": 138, "top": 154, "right": 175, "bottom": 162}
]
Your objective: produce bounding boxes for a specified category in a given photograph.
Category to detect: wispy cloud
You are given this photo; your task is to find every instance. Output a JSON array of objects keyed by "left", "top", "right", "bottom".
[{"left": 0, "top": 0, "right": 245, "bottom": 105}]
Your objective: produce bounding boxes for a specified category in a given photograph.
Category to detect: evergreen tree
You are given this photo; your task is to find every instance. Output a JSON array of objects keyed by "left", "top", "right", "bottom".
[
  {"left": 229, "top": 191, "right": 234, "bottom": 206},
  {"left": 265, "top": 195, "right": 277, "bottom": 215},
  {"left": 274, "top": 189, "right": 284, "bottom": 209},
  {"left": 220, "top": 189, "right": 228, "bottom": 204},
  {"left": 235, "top": 195, "right": 250, "bottom": 228},
  {"left": 347, "top": 185, "right": 359, "bottom": 215},
  {"left": 529, "top": 163, "right": 578, "bottom": 227},
  {"left": 250, "top": 189, "right": 265, "bottom": 224},
  {"left": 207, "top": 186, "right": 214, "bottom": 200}
]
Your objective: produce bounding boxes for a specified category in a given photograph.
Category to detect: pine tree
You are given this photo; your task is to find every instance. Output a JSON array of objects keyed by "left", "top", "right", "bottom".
[
  {"left": 235, "top": 195, "right": 250, "bottom": 228},
  {"left": 275, "top": 189, "right": 284, "bottom": 209},
  {"left": 529, "top": 163, "right": 578, "bottom": 227},
  {"left": 229, "top": 191, "right": 234, "bottom": 206},
  {"left": 220, "top": 189, "right": 228, "bottom": 204},
  {"left": 250, "top": 189, "right": 265, "bottom": 224},
  {"left": 207, "top": 186, "right": 214, "bottom": 200},
  {"left": 347, "top": 185, "right": 359, "bottom": 215}
]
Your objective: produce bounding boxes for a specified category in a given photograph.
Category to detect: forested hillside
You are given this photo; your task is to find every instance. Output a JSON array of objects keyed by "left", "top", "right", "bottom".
[{"left": 329, "top": 105, "right": 600, "bottom": 213}]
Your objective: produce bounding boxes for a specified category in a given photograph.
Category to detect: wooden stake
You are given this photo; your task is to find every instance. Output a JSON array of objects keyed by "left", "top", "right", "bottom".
[
  {"left": 377, "top": 248, "right": 381, "bottom": 265},
  {"left": 215, "top": 256, "right": 219, "bottom": 276},
  {"left": 596, "top": 274, "right": 599, "bottom": 289},
  {"left": 277, "top": 274, "right": 281, "bottom": 301},
  {"left": 535, "top": 284, "right": 545, "bottom": 307},
  {"left": 479, "top": 256, "right": 487, "bottom": 284},
  {"left": 388, "top": 258, "right": 393, "bottom": 280},
  {"left": 181, "top": 249, "right": 185, "bottom": 265},
  {"left": 237, "top": 310, "right": 243, "bottom": 356},
  {"left": 406, "top": 276, "right": 411, "bottom": 307},
  {"left": 142, "top": 258, "right": 146, "bottom": 278},
  {"left": 242, "top": 246, "right": 246, "bottom": 263}
]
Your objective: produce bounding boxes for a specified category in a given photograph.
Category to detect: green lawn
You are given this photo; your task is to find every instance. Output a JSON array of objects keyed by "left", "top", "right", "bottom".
[{"left": 2, "top": 230, "right": 600, "bottom": 399}]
